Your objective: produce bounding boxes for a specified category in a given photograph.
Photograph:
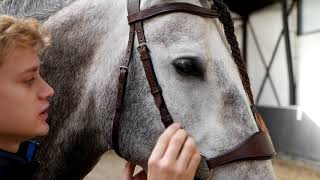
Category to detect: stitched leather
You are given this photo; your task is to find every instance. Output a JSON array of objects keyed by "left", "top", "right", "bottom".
[
  {"left": 206, "top": 113, "right": 276, "bottom": 169},
  {"left": 112, "top": 23, "right": 135, "bottom": 156},
  {"left": 127, "top": 3, "right": 218, "bottom": 24},
  {"left": 135, "top": 20, "right": 174, "bottom": 128}
]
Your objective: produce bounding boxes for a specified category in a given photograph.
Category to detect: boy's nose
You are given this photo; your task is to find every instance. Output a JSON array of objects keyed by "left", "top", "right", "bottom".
[
  {"left": 38, "top": 78, "right": 54, "bottom": 99},
  {"left": 46, "top": 83, "right": 54, "bottom": 98}
]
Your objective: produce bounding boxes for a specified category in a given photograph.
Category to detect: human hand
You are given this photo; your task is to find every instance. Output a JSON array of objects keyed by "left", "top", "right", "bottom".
[
  {"left": 120, "top": 162, "right": 147, "bottom": 180},
  {"left": 147, "top": 123, "right": 201, "bottom": 180}
]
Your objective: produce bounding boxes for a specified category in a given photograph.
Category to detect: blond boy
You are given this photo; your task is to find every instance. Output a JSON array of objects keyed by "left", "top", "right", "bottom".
[{"left": 0, "top": 15, "right": 54, "bottom": 179}]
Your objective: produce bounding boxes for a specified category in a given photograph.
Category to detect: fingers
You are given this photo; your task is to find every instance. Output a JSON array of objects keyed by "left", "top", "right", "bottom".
[
  {"left": 149, "top": 123, "right": 181, "bottom": 162},
  {"left": 176, "top": 136, "right": 197, "bottom": 169},
  {"left": 120, "top": 162, "right": 136, "bottom": 180},
  {"left": 187, "top": 149, "right": 201, "bottom": 173},
  {"left": 147, "top": 123, "right": 201, "bottom": 180},
  {"left": 162, "top": 129, "right": 188, "bottom": 162}
]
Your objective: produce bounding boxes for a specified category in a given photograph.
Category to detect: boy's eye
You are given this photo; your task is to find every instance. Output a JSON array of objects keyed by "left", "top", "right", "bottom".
[{"left": 25, "top": 78, "right": 35, "bottom": 86}]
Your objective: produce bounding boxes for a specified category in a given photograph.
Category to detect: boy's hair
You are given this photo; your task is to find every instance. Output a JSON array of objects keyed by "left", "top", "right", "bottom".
[{"left": 0, "top": 15, "right": 50, "bottom": 64}]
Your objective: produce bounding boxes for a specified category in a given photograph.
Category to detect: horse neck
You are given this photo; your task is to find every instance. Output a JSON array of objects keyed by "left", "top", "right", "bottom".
[{"left": 33, "top": 1, "right": 130, "bottom": 178}]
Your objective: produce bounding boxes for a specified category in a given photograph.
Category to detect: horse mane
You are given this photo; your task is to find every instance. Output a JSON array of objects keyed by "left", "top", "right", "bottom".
[
  {"left": 0, "top": 0, "right": 76, "bottom": 21},
  {"left": 213, "top": 0, "right": 254, "bottom": 106}
]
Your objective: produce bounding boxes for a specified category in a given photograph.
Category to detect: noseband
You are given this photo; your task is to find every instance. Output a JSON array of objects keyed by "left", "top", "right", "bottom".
[{"left": 112, "top": 0, "right": 276, "bottom": 170}]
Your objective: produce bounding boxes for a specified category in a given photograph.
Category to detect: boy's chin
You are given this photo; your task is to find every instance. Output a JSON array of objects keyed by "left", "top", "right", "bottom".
[{"left": 35, "top": 124, "right": 49, "bottom": 137}]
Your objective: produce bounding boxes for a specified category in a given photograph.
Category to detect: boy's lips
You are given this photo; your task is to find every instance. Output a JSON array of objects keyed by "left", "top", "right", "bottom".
[
  {"left": 39, "top": 111, "right": 48, "bottom": 122},
  {"left": 39, "top": 105, "right": 49, "bottom": 122}
]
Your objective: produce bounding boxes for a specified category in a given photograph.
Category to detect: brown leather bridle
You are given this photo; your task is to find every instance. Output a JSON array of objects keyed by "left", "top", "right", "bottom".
[{"left": 112, "top": 0, "right": 276, "bottom": 170}]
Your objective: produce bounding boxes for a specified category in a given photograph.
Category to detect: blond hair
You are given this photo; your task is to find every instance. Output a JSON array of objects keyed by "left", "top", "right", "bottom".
[{"left": 0, "top": 15, "right": 50, "bottom": 64}]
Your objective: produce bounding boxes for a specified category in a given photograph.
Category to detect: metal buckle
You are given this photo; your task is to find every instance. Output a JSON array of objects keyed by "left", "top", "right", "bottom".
[
  {"left": 120, "top": 66, "right": 128, "bottom": 70},
  {"left": 151, "top": 87, "right": 162, "bottom": 95},
  {"left": 137, "top": 43, "right": 149, "bottom": 53},
  {"left": 137, "top": 42, "right": 147, "bottom": 49},
  {"left": 200, "top": 153, "right": 208, "bottom": 159}
]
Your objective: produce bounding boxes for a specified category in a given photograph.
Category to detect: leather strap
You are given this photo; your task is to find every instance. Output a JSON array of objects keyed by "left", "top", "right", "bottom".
[
  {"left": 206, "top": 112, "right": 276, "bottom": 169},
  {"left": 128, "top": 3, "right": 218, "bottom": 24},
  {"left": 112, "top": 0, "right": 174, "bottom": 157},
  {"left": 112, "top": 21, "right": 136, "bottom": 156},
  {"left": 252, "top": 106, "right": 269, "bottom": 132},
  {"left": 127, "top": 0, "right": 140, "bottom": 15},
  {"left": 130, "top": 0, "right": 174, "bottom": 127},
  {"left": 135, "top": 21, "right": 174, "bottom": 128}
]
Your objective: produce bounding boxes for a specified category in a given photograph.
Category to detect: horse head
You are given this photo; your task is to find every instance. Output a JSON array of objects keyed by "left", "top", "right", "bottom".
[{"left": 1, "top": 0, "right": 276, "bottom": 179}]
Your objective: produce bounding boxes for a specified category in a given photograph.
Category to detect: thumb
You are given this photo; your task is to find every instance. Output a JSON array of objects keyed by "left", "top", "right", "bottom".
[
  {"left": 120, "top": 162, "right": 136, "bottom": 180},
  {"left": 133, "top": 170, "right": 147, "bottom": 180}
]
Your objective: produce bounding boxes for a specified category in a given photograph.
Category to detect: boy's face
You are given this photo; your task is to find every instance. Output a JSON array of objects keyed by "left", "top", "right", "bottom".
[{"left": 0, "top": 47, "right": 54, "bottom": 140}]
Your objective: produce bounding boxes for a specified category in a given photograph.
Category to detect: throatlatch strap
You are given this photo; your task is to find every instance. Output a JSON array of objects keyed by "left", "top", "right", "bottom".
[{"left": 112, "top": 23, "right": 135, "bottom": 156}]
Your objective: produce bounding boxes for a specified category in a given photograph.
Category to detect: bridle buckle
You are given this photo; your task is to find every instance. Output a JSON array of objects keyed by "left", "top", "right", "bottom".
[
  {"left": 120, "top": 66, "right": 128, "bottom": 70},
  {"left": 137, "top": 43, "right": 149, "bottom": 53}
]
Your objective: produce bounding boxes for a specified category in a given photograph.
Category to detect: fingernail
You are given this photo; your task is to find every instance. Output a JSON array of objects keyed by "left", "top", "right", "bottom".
[
  {"left": 173, "top": 122, "right": 181, "bottom": 128},
  {"left": 175, "top": 123, "right": 184, "bottom": 129}
]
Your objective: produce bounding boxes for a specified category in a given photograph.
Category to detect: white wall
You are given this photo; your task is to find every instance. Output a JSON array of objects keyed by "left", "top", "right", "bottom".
[
  {"left": 297, "top": 0, "right": 320, "bottom": 125},
  {"left": 233, "top": 1, "right": 320, "bottom": 124},
  {"left": 234, "top": 2, "right": 298, "bottom": 106},
  {"left": 298, "top": 33, "right": 320, "bottom": 126},
  {"left": 302, "top": 0, "right": 320, "bottom": 33}
]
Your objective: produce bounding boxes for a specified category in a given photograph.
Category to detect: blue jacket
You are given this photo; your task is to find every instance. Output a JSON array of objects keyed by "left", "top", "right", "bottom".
[{"left": 0, "top": 141, "right": 39, "bottom": 180}]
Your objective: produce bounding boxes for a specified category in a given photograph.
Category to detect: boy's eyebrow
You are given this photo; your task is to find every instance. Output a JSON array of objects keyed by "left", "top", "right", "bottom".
[{"left": 21, "top": 65, "right": 39, "bottom": 74}]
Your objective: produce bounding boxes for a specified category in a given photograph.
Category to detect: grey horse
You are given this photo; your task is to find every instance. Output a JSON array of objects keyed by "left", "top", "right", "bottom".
[{"left": 0, "top": 0, "right": 276, "bottom": 179}]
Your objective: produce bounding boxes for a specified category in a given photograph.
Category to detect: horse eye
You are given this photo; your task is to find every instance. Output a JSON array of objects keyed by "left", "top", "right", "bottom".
[{"left": 172, "top": 58, "right": 204, "bottom": 77}]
